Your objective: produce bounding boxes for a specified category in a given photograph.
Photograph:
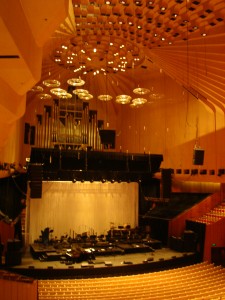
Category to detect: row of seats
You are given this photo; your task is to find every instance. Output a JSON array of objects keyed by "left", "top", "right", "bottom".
[
  {"left": 191, "top": 202, "right": 225, "bottom": 224},
  {"left": 38, "top": 262, "right": 225, "bottom": 300}
]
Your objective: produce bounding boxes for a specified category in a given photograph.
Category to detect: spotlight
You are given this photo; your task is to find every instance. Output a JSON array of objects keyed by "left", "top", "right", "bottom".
[
  {"left": 111, "top": 179, "right": 115, "bottom": 183},
  {"left": 72, "top": 179, "right": 76, "bottom": 183}
]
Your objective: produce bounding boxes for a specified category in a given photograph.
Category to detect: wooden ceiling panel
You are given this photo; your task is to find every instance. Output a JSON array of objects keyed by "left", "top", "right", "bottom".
[{"left": 37, "top": 0, "right": 225, "bottom": 111}]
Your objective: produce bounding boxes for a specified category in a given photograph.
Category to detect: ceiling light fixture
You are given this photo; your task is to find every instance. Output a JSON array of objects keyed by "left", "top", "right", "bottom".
[
  {"left": 73, "top": 89, "right": 89, "bottom": 96},
  {"left": 131, "top": 97, "right": 147, "bottom": 106},
  {"left": 43, "top": 79, "right": 61, "bottom": 88},
  {"left": 37, "top": 93, "right": 52, "bottom": 100},
  {"left": 98, "top": 95, "right": 113, "bottom": 101},
  {"left": 149, "top": 93, "right": 164, "bottom": 100},
  {"left": 116, "top": 95, "right": 132, "bottom": 104},
  {"left": 52, "top": 36, "right": 145, "bottom": 75},
  {"left": 60, "top": 92, "right": 73, "bottom": 99},
  {"left": 31, "top": 85, "right": 44, "bottom": 92},
  {"left": 50, "top": 88, "right": 67, "bottom": 97},
  {"left": 78, "top": 93, "right": 93, "bottom": 101},
  {"left": 133, "top": 87, "right": 150, "bottom": 95},
  {"left": 67, "top": 77, "right": 85, "bottom": 86}
]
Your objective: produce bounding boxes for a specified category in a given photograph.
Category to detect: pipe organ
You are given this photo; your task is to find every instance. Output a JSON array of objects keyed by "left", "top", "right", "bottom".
[{"left": 34, "top": 96, "right": 105, "bottom": 151}]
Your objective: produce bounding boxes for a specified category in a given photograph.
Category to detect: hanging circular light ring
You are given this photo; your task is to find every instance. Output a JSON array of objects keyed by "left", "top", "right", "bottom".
[
  {"left": 116, "top": 95, "right": 132, "bottom": 104},
  {"left": 37, "top": 93, "right": 52, "bottom": 100},
  {"left": 67, "top": 78, "right": 85, "bottom": 86},
  {"left": 73, "top": 89, "right": 89, "bottom": 95},
  {"left": 50, "top": 88, "right": 67, "bottom": 97},
  {"left": 42, "top": 79, "right": 61, "bottom": 88},
  {"left": 132, "top": 98, "right": 147, "bottom": 105},
  {"left": 130, "top": 102, "right": 138, "bottom": 108},
  {"left": 149, "top": 93, "right": 164, "bottom": 100},
  {"left": 79, "top": 93, "right": 93, "bottom": 101},
  {"left": 31, "top": 85, "right": 44, "bottom": 92},
  {"left": 133, "top": 87, "right": 150, "bottom": 95},
  {"left": 60, "top": 92, "right": 73, "bottom": 99},
  {"left": 98, "top": 94, "right": 113, "bottom": 101}
]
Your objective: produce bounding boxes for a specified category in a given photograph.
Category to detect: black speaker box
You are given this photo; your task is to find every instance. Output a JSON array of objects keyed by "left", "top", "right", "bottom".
[
  {"left": 161, "top": 168, "right": 172, "bottom": 199},
  {"left": 5, "top": 251, "right": 22, "bottom": 266},
  {"left": 30, "top": 181, "right": 42, "bottom": 198},
  {"left": 29, "top": 164, "right": 43, "bottom": 198},
  {"left": 24, "top": 123, "right": 30, "bottom": 144},
  {"left": 183, "top": 230, "right": 196, "bottom": 242},
  {"left": 99, "top": 129, "right": 116, "bottom": 149},
  {"left": 193, "top": 149, "right": 204, "bottom": 165},
  {"left": 29, "top": 164, "right": 43, "bottom": 181},
  {"left": 30, "top": 126, "right": 36, "bottom": 145},
  {"left": 7, "top": 239, "right": 21, "bottom": 252}
]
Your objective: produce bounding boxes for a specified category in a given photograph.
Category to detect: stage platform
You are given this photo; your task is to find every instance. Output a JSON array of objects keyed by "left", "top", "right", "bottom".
[
  {"left": 29, "top": 238, "right": 162, "bottom": 261},
  {"left": 6, "top": 245, "right": 200, "bottom": 280}
]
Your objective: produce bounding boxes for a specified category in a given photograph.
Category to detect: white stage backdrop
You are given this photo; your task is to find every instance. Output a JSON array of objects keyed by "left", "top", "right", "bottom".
[{"left": 28, "top": 181, "right": 138, "bottom": 243}]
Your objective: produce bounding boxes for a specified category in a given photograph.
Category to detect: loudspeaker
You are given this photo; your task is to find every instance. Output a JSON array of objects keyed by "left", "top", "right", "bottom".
[
  {"left": 161, "top": 168, "right": 172, "bottom": 199},
  {"left": 5, "top": 251, "right": 22, "bottom": 266},
  {"left": 24, "top": 123, "right": 30, "bottom": 144},
  {"left": 7, "top": 239, "right": 21, "bottom": 252},
  {"left": 29, "top": 164, "right": 43, "bottom": 180},
  {"left": 30, "top": 126, "right": 36, "bottom": 145},
  {"left": 30, "top": 181, "right": 42, "bottom": 198},
  {"left": 29, "top": 164, "right": 43, "bottom": 198},
  {"left": 183, "top": 230, "right": 196, "bottom": 242},
  {"left": 193, "top": 149, "right": 204, "bottom": 165},
  {"left": 99, "top": 130, "right": 116, "bottom": 149}
]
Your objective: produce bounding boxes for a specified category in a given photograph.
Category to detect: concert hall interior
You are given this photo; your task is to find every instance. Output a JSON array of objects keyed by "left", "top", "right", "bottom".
[{"left": 1, "top": 0, "right": 225, "bottom": 299}]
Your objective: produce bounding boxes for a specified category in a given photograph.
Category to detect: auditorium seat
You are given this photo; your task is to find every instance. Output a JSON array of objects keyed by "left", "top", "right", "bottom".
[
  {"left": 36, "top": 262, "right": 225, "bottom": 300},
  {"left": 190, "top": 202, "right": 225, "bottom": 225}
]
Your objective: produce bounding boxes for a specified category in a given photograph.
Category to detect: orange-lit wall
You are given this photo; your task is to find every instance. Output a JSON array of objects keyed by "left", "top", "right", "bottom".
[{"left": 1, "top": 0, "right": 225, "bottom": 186}]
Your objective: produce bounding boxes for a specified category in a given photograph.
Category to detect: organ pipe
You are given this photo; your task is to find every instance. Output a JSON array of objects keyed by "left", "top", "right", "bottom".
[{"left": 35, "top": 97, "right": 103, "bottom": 151}]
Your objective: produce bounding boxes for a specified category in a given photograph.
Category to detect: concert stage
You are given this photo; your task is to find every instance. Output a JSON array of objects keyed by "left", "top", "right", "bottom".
[
  {"left": 29, "top": 238, "right": 162, "bottom": 264},
  {"left": 7, "top": 240, "right": 200, "bottom": 280}
]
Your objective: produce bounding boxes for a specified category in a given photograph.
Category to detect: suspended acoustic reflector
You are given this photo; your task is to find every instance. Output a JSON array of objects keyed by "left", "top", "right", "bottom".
[
  {"left": 67, "top": 78, "right": 85, "bottom": 86},
  {"left": 43, "top": 79, "right": 61, "bottom": 88},
  {"left": 116, "top": 95, "right": 132, "bottom": 104}
]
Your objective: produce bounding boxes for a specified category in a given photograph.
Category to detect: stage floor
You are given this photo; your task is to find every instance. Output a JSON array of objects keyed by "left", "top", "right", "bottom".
[{"left": 11, "top": 246, "right": 195, "bottom": 270}]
